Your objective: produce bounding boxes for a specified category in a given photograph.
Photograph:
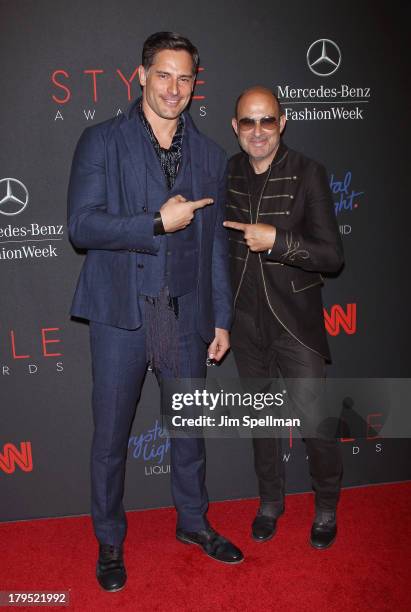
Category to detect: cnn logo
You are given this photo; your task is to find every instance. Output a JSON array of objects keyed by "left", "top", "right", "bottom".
[
  {"left": 324, "top": 303, "right": 357, "bottom": 336},
  {"left": 0, "top": 442, "right": 33, "bottom": 474}
]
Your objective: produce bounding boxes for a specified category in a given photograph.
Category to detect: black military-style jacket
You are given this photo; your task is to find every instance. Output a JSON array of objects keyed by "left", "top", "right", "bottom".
[{"left": 226, "top": 141, "right": 344, "bottom": 360}]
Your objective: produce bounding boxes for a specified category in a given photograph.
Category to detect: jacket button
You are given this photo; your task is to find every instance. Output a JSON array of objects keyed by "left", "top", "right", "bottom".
[{"left": 138, "top": 263, "right": 144, "bottom": 269}]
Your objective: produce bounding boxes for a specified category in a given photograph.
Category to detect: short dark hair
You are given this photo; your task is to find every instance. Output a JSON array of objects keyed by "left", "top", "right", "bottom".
[
  {"left": 142, "top": 31, "right": 199, "bottom": 74},
  {"left": 235, "top": 88, "right": 284, "bottom": 117}
]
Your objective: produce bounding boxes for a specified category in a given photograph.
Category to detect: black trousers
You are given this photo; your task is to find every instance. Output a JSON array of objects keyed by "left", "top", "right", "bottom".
[{"left": 231, "top": 307, "right": 342, "bottom": 515}]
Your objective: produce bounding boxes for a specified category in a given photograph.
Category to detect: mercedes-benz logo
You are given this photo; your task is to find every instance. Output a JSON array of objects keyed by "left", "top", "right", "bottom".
[
  {"left": 307, "top": 39, "right": 341, "bottom": 77},
  {"left": 0, "top": 178, "right": 29, "bottom": 216}
]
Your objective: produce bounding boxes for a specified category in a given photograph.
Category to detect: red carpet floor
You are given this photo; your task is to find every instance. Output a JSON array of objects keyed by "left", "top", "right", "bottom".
[{"left": 1, "top": 482, "right": 410, "bottom": 611}]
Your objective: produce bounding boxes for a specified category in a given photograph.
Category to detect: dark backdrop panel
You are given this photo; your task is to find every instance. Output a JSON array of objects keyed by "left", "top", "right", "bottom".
[{"left": 1, "top": 0, "right": 410, "bottom": 521}]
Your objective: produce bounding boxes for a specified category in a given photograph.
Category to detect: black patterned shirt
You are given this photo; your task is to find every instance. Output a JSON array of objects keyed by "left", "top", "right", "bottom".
[{"left": 138, "top": 98, "right": 185, "bottom": 189}]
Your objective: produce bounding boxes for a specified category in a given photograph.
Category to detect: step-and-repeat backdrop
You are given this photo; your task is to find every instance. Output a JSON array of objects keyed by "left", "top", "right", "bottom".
[{"left": 1, "top": 0, "right": 410, "bottom": 521}]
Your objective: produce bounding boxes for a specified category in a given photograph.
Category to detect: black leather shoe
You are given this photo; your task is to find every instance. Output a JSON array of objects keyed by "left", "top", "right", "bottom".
[
  {"left": 176, "top": 526, "right": 244, "bottom": 564},
  {"left": 310, "top": 511, "right": 337, "bottom": 549},
  {"left": 96, "top": 544, "right": 127, "bottom": 592},
  {"left": 252, "top": 512, "right": 280, "bottom": 542}
]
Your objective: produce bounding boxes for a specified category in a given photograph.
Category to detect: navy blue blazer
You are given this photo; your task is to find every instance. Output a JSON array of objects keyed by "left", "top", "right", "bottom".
[{"left": 67, "top": 100, "right": 232, "bottom": 342}]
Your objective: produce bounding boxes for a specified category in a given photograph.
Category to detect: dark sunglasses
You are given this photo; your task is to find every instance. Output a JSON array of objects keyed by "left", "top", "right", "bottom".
[{"left": 237, "top": 116, "right": 279, "bottom": 131}]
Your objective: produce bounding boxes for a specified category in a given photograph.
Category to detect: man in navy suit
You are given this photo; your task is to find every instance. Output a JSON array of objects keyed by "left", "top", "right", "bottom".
[{"left": 68, "top": 32, "right": 243, "bottom": 592}]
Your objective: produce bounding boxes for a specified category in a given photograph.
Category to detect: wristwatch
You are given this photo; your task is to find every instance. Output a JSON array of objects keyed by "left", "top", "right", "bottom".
[{"left": 153, "top": 211, "right": 165, "bottom": 235}]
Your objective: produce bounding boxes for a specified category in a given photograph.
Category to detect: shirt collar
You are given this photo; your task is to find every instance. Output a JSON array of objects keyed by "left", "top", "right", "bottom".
[{"left": 136, "top": 97, "right": 185, "bottom": 151}]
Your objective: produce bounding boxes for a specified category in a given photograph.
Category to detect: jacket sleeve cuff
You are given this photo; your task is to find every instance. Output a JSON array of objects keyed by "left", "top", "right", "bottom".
[
  {"left": 264, "top": 228, "right": 288, "bottom": 261},
  {"left": 214, "top": 313, "right": 233, "bottom": 331},
  {"left": 128, "top": 213, "right": 161, "bottom": 253}
]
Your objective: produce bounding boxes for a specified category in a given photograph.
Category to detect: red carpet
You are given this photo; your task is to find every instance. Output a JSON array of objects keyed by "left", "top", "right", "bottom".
[{"left": 1, "top": 483, "right": 410, "bottom": 611}]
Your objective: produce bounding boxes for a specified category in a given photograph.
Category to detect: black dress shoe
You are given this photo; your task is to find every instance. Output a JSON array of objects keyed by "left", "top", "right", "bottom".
[
  {"left": 310, "top": 511, "right": 337, "bottom": 549},
  {"left": 96, "top": 544, "right": 127, "bottom": 592},
  {"left": 176, "top": 526, "right": 244, "bottom": 564},
  {"left": 252, "top": 512, "right": 280, "bottom": 542}
]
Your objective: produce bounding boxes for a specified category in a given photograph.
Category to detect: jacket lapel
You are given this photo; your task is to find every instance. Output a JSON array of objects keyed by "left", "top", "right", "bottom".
[
  {"left": 119, "top": 101, "right": 147, "bottom": 204},
  {"left": 185, "top": 115, "right": 204, "bottom": 199},
  {"left": 185, "top": 113, "right": 208, "bottom": 244}
]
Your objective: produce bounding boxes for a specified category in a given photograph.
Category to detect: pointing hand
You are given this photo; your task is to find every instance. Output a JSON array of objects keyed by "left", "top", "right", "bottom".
[
  {"left": 160, "top": 195, "right": 213, "bottom": 233},
  {"left": 223, "top": 221, "right": 276, "bottom": 252}
]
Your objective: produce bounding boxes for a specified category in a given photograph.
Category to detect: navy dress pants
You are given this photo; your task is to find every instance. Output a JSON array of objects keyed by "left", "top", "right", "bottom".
[{"left": 89, "top": 294, "right": 208, "bottom": 546}]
